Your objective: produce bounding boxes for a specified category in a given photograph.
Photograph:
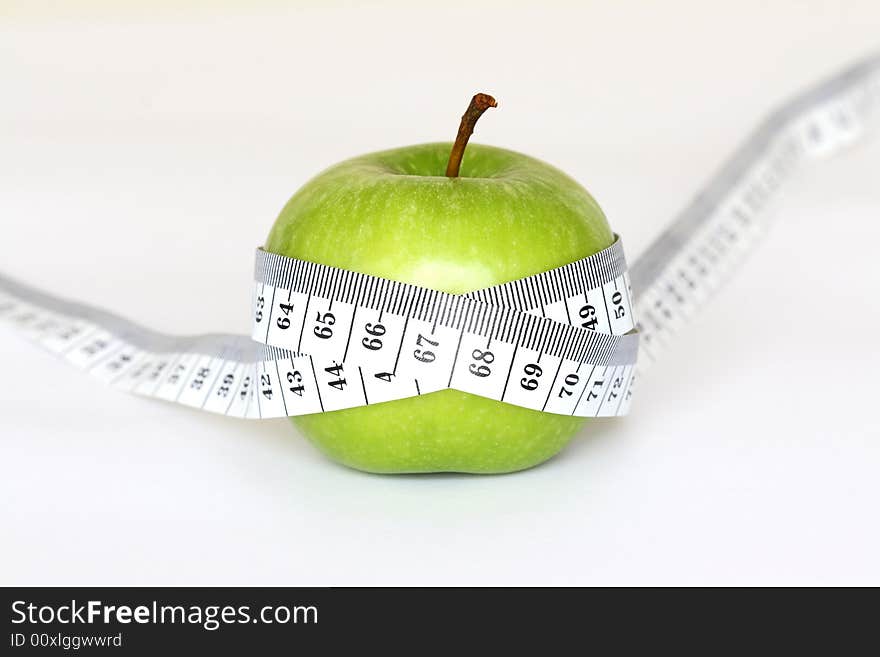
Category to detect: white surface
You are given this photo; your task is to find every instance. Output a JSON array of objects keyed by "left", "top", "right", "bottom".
[{"left": 2, "top": 1, "right": 880, "bottom": 586}]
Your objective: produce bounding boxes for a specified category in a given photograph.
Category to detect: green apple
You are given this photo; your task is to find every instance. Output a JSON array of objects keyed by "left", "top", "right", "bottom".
[{"left": 265, "top": 102, "right": 613, "bottom": 474}]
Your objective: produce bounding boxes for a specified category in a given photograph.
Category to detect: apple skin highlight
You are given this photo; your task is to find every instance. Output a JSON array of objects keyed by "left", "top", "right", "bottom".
[{"left": 265, "top": 142, "right": 614, "bottom": 473}]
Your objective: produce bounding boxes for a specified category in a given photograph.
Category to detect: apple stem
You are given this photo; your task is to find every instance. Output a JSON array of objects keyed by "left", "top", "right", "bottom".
[{"left": 445, "top": 93, "right": 497, "bottom": 178}]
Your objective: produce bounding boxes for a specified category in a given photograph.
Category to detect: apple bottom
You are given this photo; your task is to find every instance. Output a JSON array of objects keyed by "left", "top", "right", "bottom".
[{"left": 291, "top": 389, "right": 586, "bottom": 474}]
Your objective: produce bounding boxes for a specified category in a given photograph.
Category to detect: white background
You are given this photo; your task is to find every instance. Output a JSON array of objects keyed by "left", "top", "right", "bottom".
[{"left": 2, "top": 1, "right": 879, "bottom": 585}]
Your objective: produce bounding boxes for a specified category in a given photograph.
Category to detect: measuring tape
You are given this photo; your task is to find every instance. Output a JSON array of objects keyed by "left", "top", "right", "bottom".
[
  {"left": 0, "top": 238, "right": 637, "bottom": 419},
  {"left": 1, "top": 55, "right": 878, "bottom": 421},
  {"left": 248, "top": 237, "right": 636, "bottom": 418},
  {"left": 631, "top": 56, "right": 880, "bottom": 361}
]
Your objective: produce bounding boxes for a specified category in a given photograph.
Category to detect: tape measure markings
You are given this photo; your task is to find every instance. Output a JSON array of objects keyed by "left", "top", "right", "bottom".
[
  {"left": 0, "top": 246, "right": 637, "bottom": 418},
  {"left": 630, "top": 56, "right": 879, "bottom": 369},
  {"left": 248, "top": 244, "right": 639, "bottom": 420},
  {"left": 252, "top": 242, "right": 636, "bottom": 364}
]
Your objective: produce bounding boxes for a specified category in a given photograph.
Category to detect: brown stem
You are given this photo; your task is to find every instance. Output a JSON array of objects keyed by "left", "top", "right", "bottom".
[{"left": 445, "top": 92, "right": 497, "bottom": 178}]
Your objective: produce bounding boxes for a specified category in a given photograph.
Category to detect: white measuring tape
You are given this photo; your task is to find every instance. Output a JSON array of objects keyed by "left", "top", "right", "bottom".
[
  {"left": 248, "top": 238, "right": 636, "bottom": 418},
  {"left": 1, "top": 55, "right": 878, "bottom": 421}
]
